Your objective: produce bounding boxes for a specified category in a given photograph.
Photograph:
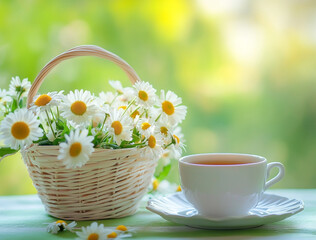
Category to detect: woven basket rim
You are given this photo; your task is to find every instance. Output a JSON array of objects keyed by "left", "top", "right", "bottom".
[
  {"left": 22, "top": 143, "right": 149, "bottom": 169},
  {"left": 25, "top": 144, "right": 141, "bottom": 152}
]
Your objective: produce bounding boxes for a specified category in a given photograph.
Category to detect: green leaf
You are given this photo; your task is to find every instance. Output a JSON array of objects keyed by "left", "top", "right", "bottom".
[
  {"left": 0, "top": 147, "right": 18, "bottom": 158},
  {"left": 155, "top": 164, "right": 172, "bottom": 181},
  {"left": 38, "top": 140, "right": 54, "bottom": 146},
  {"left": 11, "top": 99, "right": 18, "bottom": 112}
]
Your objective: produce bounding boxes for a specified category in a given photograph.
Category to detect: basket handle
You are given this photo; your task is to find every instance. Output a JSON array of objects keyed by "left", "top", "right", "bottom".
[{"left": 27, "top": 45, "right": 141, "bottom": 108}]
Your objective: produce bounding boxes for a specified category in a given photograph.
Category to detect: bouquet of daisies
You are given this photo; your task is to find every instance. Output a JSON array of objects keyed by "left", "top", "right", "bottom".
[{"left": 0, "top": 76, "right": 187, "bottom": 170}]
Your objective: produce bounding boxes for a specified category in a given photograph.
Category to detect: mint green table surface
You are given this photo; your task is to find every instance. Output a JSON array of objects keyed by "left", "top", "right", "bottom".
[{"left": 0, "top": 189, "right": 314, "bottom": 240}]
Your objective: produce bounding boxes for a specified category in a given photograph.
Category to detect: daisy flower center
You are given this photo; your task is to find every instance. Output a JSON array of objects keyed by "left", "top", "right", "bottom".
[
  {"left": 55, "top": 220, "right": 66, "bottom": 225},
  {"left": 34, "top": 94, "right": 52, "bottom": 106},
  {"left": 107, "top": 232, "right": 118, "bottom": 238},
  {"left": 69, "top": 142, "right": 82, "bottom": 157},
  {"left": 71, "top": 101, "right": 87, "bottom": 115},
  {"left": 116, "top": 225, "right": 127, "bottom": 231},
  {"left": 141, "top": 122, "right": 151, "bottom": 130},
  {"left": 162, "top": 151, "right": 170, "bottom": 158},
  {"left": 153, "top": 179, "right": 159, "bottom": 190},
  {"left": 173, "top": 134, "right": 180, "bottom": 144},
  {"left": 148, "top": 135, "right": 156, "bottom": 148},
  {"left": 177, "top": 185, "right": 182, "bottom": 192},
  {"left": 111, "top": 121, "right": 123, "bottom": 135},
  {"left": 11, "top": 121, "right": 30, "bottom": 140},
  {"left": 162, "top": 101, "right": 175, "bottom": 115},
  {"left": 88, "top": 233, "right": 99, "bottom": 240},
  {"left": 160, "top": 127, "right": 168, "bottom": 136},
  {"left": 138, "top": 90, "right": 148, "bottom": 101},
  {"left": 118, "top": 106, "right": 127, "bottom": 110},
  {"left": 131, "top": 110, "right": 140, "bottom": 119}
]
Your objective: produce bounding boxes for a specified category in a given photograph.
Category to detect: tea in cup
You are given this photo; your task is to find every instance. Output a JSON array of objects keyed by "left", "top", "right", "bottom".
[{"left": 179, "top": 153, "right": 284, "bottom": 218}]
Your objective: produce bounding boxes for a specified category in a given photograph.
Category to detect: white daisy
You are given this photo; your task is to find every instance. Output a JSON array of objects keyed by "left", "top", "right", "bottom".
[
  {"left": 149, "top": 178, "right": 179, "bottom": 195},
  {"left": 113, "top": 103, "right": 142, "bottom": 121},
  {"left": 136, "top": 118, "right": 154, "bottom": 137},
  {"left": 106, "top": 230, "right": 132, "bottom": 239},
  {"left": 9, "top": 76, "right": 31, "bottom": 97},
  {"left": 0, "top": 89, "right": 12, "bottom": 105},
  {"left": 98, "top": 91, "right": 116, "bottom": 106},
  {"left": 172, "top": 126, "right": 185, "bottom": 149},
  {"left": 127, "top": 105, "right": 142, "bottom": 121},
  {"left": 30, "top": 91, "right": 63, "bottom": 112},
  {"left": 76, "top": 222, "right": 107, "bottom": 240},
  {"left": 118, "top": 87, "right": 134, "bottom": 103},
  {"left": 109, "top": 80, "right": 124, "bottom": 94},
  {"left": 160, "top": 150, "right": 171, "bottom": 166},
  {"left": 115, "top": 225, "right": 134, "bottom": 233},
  {"left": 133, "top": 81, "right": 157, "bottom": 108},
  {"left": 155, "top": 119, "right": 175, "bottom": 146},
  {"left": 107, "top": 109, "right": 133, "bottom": 146},
  {"left": 157, "top": 180, "right": 179, "bottom": 194},
  {"left": 142, "top": 129, "right": 163, "bottom": 159},
  {"left": 109, "top": 80, "right": 134, "bottom": 103},
  {"left": 169, "top": 126, "right": 186, "bottom": 159},
  {"left": 113, "top": 103, "right": 128, "bottom": 111},
  {"left": 0, "top": 109, "right": 43, "bottom": 150},
  {"left": 47, "top": 220, "right": 77, "bottom": 234},
  {"left": 58, "top": 129, "right": 94, "bottom": 169},
  {"left": 105, "top": 225, "right": 134, "bottom": 239},
  {"left": 159, "top": 90, "right": 187, "bottom": 125},
  {"left": 60, "top": 89, "right": 99, "bottom": 126}
]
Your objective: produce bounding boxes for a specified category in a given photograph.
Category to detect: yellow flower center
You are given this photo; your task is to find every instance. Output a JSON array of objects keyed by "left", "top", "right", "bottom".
[
  {"left": 173, "top": 134, "right": 180, "bottom": 144},
  {"left": 107, "top": 232, "right": 117, "bottom": 238},
  {"left": 152, "top": 179, "right": 159, "bottom": 190},
  {"left": 69, "top": 142, "right": 82, "bottom": 157},
  {"left": 148, "top": 135, "right": 156, "bottom": 148},
  {"left": 138, "top": 90, "right": 148, "bottom": 101},
  {"left": 162, "top": 151, "right": 170, "bottom": 158},
  {"left": 55, "top": 220, "right": 67, "bottom": 225},
  {"left": 118, "top": 106, "right": 127, "bottom": 110},
  {"left": 111, "top": 121, "right": 123, "bottom": 135},
  {"left": 88, "top": 233, "right": 99, "bottom": 240},
  {"left": 131, "top": 110, "right": 140, "bottom": 119},
  {"left": 11, "top": 121, "right": 30, "bottom": 140},
  {"left": 162, "top": 101, "right": 174, "bottom": 115},
  {"left": 71, "top": 101, "right": 87, "bottom": 115},
  {"left": 116, "top": 225, "right": 127, "bottom": 231},
  {"left": 177, "top": 185, "right": 182, "bottom": 192},
  {"left": 160, "top": 126, "right": 168, "bottom": 136},
  {"left": 141, "top": 122, "right": 151, "bottom": 130},
  {"left": 34, "top": 94, "right": 52, "bottom": 106}
]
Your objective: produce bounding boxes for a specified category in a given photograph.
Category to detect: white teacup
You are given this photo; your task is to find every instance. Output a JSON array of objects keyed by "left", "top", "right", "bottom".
[{"left": 179, "top": 153, "right": 285, "bottom": 218}]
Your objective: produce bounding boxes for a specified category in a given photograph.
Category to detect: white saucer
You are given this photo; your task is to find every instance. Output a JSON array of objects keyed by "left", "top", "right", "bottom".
[{"left": 146, "top": 192, "right": 304, "bottom": 229}]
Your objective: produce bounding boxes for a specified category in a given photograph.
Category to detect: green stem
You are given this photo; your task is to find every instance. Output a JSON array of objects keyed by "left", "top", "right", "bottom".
[
  {"left": 109, "top": 95, "right": 118, "bottom": 106},
  {"left": 45, "top": 110, "right": 56, "bottom": 139},
  {"left": 122, "top": 97, "right": 136, "bottom": 116},
  {"left": 50, "top": 109, "right": 56, "bottom": 122},
  {"left": 164, "top": 141, "right": 173, "bottom": 149},
  {"left": 121, "top": 142, "right": 145, "bottom": 148},
  {"left": 155, "top": 113, "right": 162, "bottom": 122},
  {"left": 16, "top": 91, "right": 23, "bottom": 105},
  {"left": 56, "top": 106, "right": 60, "bottom": 119},
  {"left": 99, "top": 113, "right": 109, "bottom": 132}
]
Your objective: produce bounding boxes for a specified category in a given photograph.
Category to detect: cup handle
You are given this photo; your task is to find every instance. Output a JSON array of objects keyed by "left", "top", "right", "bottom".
[{"left": 265, "top": 162, "right": 285, "bottom": 190}]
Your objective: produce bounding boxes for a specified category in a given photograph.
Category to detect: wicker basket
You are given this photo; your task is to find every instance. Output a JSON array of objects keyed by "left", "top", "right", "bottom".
[{"left": 21, "top": 45, "right": 157, "bottom": 220}]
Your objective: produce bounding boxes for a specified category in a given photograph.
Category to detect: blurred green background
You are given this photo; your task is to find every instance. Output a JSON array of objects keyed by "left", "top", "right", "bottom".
[{"left": 1, "top": 0, "right": 316, "bottom": 195}]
